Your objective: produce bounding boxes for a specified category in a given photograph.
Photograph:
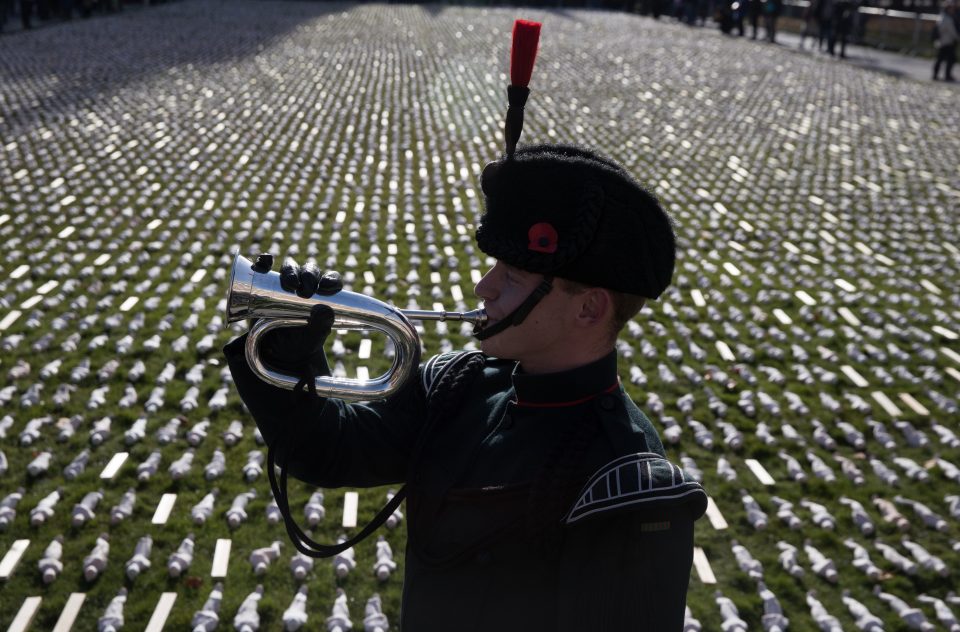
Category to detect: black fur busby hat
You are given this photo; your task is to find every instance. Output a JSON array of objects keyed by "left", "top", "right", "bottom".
[
  {"left": 476, "top": 144, "right": 676, "bottom": 300},
  {"left": 475, "top": 21, "right": 676, "bottom": 300}
]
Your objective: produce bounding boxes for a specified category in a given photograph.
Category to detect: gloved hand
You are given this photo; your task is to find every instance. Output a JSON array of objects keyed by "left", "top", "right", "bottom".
[
  {"left": 279, "top": 256, "right": 343, "bottom": 298},
  {"left": 256, "top": 256, "right": 343, "bottom": 377}
]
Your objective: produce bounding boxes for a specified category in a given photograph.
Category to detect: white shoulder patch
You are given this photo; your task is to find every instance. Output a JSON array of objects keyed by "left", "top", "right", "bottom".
[{"left": 564, "top": 452, "right": 707, "bottom": 525}]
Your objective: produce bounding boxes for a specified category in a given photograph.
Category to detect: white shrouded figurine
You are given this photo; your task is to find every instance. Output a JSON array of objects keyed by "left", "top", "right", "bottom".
[
  {"left": 806, "top": 450, "right": 836, "bottom": 482},
  {"left": 72, "top": 489, "right": 104, "bottom": 527},
  {"left": 805, "top": 590, "right": 843, "bottom": 632},
  {"left": 917, "top": 594, "right": 960, "bottom": 631},
  {"left": 893, "top": 495, "right": 948, "bottom": 532},
  {"left": 266, "top": 494, "right": 281, "bottom": 525},
  {"left": 869, "top": 458, "right": 900, "bottom": 486},
  {"left": 63, "top": 448, "right": 90, "bottom": 480},
  {"left": 234, "top": 585, "right": 264, "bottom": 632},
  {"left": 770, "top": 496, "right": 802, "bottom": 530},
  {"left": 84, "top": 533, "right": 111, "bottom": 581},
  {"left": 327, "top": 588, "right": 353, "bottom": 632},
  {"left": 839, "top": 496, "right": 875, "bottom": 536},
  {"left": 363, "top": 593, "right": 390, "bottom": 632},
  {"left": 0, "top": 486, "right": 25, "bottom": 530},
  {"left": 893, "top": 457, "right": 929, "bottom": 482},
  {"left": 385, "top": 489, "right": 403, "bottom": 529},
  {"left": 110, "top": 488, "right": 136, "bottom": 525},
  {"left": 374, "top": 536, "right": 397, "bottom": 581},
  {"left": 168, "top": 533, "right": 195, "bottom": 577},
  {"left": 155, "top": 418, "right": 181, "bottom": 444},
  {"left": 800, "top": 499, "right": 836, "bottom": 530},
  {"left": 124, "top": 417, "right": 147, "bottom": 445},
  {"left": 223, "top": 420, "right": 244, "bottom": 445},
  {"left": 731, "top": 539, "right": 764, "bottom": 580},
  {"left": 192, "top": 489, "right": 219, "bottom": 525},
  {"left": 757, "top": 581, "right": 789, "bottom": 632},
  {"left": 244, "top": 450, "right": 264, "bottom": 481},
  {"left": 283, "top": 585, "right": 309, "bottom": 631},
  {"left": 683, "top": 605, "right": 702, "bottom": 631},
  {"left": 249, "top": 540, "right": 282, "bottom": 576},
  {"left": 98, "top": 587, "right": 127, "bottom": 632},
  {"left": 334, "top": 534, "right": 357, "bottom": 579},
  {"left": 125, "top": 534, "right": 153, "bottom": 580},
  {"left": 842, "top": 538, "right": 883, "bottom": 581},
  {"left": 717, "top": 420, "right": 744, "bottom": 450},
  {"left": 191, "top": 581, "right": 223, "bottom": 632},
  {"left": 714, "top": 590, "right": 748, "bottom": 632},
  {"left": 137, "top": 451, "right": 162, "bottom": 482},
  {"left": 27, "top": 450, "right": 53, "bottom": 477},
  {"left": 89, "top": 416, "right": 111, "bottom": 446},
  {"left": 872, "top": 496, "right": 910, "bottom": 531},
  {"left": 937, "top": 458, "right": 960, "bottom": 483},
  {"left": 205, "top": 449, "right": 227, "bottom": 481},
  {"left": 227, "top": 489, "right": 257, "bottom": 529},
  {"left": 776, "top": 541, "right": 805, "bottom": 578},
  {"left": 169, "top": 449, "right": 196, "bottom": 480},
  {"left": 875, "top": 540, "right": 918, "bottom": 575},
  {"left": 717, "top": 456, "right": 738, "bottom": 482},
  {"left": 841, "top": 589, "right": 884, "bottom": 631},
  {"left": 38, "top": 535, "right": 64, "bottom": 584},
  {"left": 305, "top": 491, "right": 326, "bottom": 526},
  {"left": 804, "top": 539, "right": 838, "bottom": 583},
  {"left": 946, "top": 495, "right": 960, "bottom": 520},
  {"left": 778, "top": 450, "right": 807, "bottom": 483},
  {"left": 187, "top": 419, "right": 211, "bottom": 446},
  {"left": 833, "top": 454, "right": 865, "bottom": 485},
  {"left": 874, "top": 586, "right": 935, "bottom": 631},
  {"left": 901, "top": 537, "right": 949, "bottom": 576},
  {"left": 739, "top": 490, "right": 769, "bottom": 530},
  {"left": 290, "top": 549, "right": 315, "bottom": 581},
  {"left": 30, "top": 487, "right": 62, "bottom": 526}
]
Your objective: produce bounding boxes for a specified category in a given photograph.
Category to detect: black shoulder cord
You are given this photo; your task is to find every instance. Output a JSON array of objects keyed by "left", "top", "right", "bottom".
[{"left": 267, "top": 369, "right": 406, "bottom": 558}]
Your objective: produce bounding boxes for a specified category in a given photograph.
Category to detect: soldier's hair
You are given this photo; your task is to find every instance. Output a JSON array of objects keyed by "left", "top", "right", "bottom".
[{"left": 556, "top": 278, "right": 646, "bottom": 343}]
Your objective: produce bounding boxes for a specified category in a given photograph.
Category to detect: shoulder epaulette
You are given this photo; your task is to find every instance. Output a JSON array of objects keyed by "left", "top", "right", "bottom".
[
  {"left": 564, "top": 452, "right": 707, "bottom": 525},
  {"left": 422, "top": 350, "right": 485, "bottom": 400}
]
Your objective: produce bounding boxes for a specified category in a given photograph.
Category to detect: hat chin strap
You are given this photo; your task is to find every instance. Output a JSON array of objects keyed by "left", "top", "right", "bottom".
[{"left": 473, "top": 276, "right": 553, "bottom": 341}]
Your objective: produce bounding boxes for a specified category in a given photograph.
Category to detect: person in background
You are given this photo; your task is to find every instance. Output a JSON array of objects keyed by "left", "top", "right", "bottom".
[
  {"left": 828, "top": 0, "right": 853, "bottom": 57},
  {"left": 762, "top": 0, "right": 782, "bottom": 42},
  {"left": 799, "top": 0, "right": 822, "bottom": 49},
  {"left": 933, "top": 0, "right": 958, "bottom": 81}
]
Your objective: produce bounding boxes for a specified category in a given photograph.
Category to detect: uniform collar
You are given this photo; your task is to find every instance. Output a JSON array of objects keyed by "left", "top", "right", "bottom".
[{"left": 511, "top": 350, "right": 620, "bottom": 408}]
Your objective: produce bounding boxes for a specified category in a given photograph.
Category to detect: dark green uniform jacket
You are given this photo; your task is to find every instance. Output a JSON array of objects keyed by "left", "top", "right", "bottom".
[{"left": 225, "top": 338, "right": 707, "bottom": 631}]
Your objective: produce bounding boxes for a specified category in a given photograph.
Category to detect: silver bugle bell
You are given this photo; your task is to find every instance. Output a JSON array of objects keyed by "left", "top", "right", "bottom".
[{"left": 225, "top": 253, "right": 487, "bottom": 401}]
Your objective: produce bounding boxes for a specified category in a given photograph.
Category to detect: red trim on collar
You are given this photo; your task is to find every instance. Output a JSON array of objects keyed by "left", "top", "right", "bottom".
[{"left": 514, "top": 380, "right": 620, "bottom": 408}]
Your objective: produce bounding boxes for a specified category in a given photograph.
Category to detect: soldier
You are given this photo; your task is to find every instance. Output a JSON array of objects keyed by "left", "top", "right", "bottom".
[{"left": 224, "top": 19, "right": 706, "bottom": 631}]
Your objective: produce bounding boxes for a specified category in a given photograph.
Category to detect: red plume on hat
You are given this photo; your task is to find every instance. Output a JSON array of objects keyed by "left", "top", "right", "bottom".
[{"left": 503, "top": 19, "right": 541, "bottom": 158}]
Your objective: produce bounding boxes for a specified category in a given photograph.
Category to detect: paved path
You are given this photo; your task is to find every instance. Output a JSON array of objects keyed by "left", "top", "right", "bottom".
[
  {"left": 2, "top": 1, "right": 955, "bottom": 87},
  {"left": 772, "top": 29, "right": 954, "bottom": 85}
]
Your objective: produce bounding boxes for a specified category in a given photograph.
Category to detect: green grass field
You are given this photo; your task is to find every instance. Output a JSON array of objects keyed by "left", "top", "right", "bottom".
[{"left": 1, "top": 1, "right": 959, "bottom": 629}]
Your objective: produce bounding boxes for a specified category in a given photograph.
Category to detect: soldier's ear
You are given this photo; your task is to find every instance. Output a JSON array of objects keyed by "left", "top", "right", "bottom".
[{"left": 574, "top": 287, "right": 612, "bottom": 328}]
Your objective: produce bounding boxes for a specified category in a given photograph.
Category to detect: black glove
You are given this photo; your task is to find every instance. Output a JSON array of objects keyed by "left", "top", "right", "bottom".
[
  {"left": 254, "top": 255, "right": 344, "bottom": 377},
  {"left": 280, "top": 256, "right": 343, "bottom": 298},
  {"left": 261, "top": 303, "right": 336, "bottom": 378}
]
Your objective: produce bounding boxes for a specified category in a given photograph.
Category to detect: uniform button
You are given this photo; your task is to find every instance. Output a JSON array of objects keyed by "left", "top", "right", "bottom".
[
  {"left": 475, "top": 550, "right": 492, "bottom": 565},
  {"left": 600, "top": 395, "right": 616, "bottom": 411},
  {"left": 501, "top": 414, "right": 513, "bottom": 430}
]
